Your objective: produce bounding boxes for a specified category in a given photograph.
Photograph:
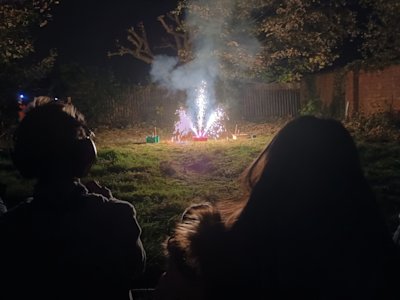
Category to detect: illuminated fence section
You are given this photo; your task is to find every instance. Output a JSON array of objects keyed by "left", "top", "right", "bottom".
[
  {"left": 241, "top": 83, "right": 301, "bottom": 120},
  {"left": 103, "top": 86, "right": 184, "bottom": 126},
  {"left": 101, "top": 83, "right": 301, "bottom": 126}
]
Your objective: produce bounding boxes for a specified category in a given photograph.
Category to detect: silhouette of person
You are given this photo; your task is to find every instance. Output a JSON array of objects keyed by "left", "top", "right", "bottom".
[
  {"left": 154, "top": 203, "right": 220, "bottom": 300},
  {"left": 393, "top": 214, "right": 400, "bottom": 247},
  {"left": 156, "top": 116, "right": 399, "bottom": 300},
  {"left": 0, "top": 183, "right": 7, "bottom": 216},
  {"left": 0, "top": 102, "right": 146, "bottom": 300},
  {"left": 17, "top": 100, "right": 27, "bottom": 122}
]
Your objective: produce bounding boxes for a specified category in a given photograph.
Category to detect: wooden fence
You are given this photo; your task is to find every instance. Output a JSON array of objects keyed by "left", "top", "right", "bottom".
[
  {"left": 99, "top": 83, "right": 301, "bottom": 126},
  {"left": 101, "top": 86, "right": 185, "bottom": 126},
  {"left": 240, "top": 83, "right": 301, "bottom": 120}
]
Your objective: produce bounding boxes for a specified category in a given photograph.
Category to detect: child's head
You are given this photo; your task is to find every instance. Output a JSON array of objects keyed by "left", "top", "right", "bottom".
[
  {"left": 244, "top": 115, "right": 363, "bottom": 198},
  {"left": 238, "top": 116, "right": 374, "bottom": 237},
  {"left": 12, "top": 102, "right": 97, "bottom": 180}
]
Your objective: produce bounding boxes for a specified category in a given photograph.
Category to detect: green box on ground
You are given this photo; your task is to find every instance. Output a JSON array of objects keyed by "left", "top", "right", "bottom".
[{"left": 146, "top": 136, "right": 160, "bottom": 143}]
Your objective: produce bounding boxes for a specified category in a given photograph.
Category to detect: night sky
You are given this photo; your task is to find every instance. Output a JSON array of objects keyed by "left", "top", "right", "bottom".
[{"left": 37, "top": 0, "right": 178, "bottom": 83}]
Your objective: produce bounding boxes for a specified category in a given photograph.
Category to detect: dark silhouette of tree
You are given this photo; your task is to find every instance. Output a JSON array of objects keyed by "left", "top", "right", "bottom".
[
  {"left": 111, "top": 0, "right": 400, "bottom": 82},
  {"left": 0, "top": 0, "right": 59, "bottom": 126}
]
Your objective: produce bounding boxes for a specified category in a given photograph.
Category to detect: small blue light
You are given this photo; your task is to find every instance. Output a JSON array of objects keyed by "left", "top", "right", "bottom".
[{"left": 19, "top": 94, "right": 24, "bottom": 99}]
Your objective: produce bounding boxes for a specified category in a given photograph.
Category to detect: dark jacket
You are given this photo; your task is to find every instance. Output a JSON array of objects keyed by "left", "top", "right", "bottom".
[{"left": 0, "top": 180, "right": 145, "bottom": 300}]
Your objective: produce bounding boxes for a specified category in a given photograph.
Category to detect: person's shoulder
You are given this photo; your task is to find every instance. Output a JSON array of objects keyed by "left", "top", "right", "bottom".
[
  {"left": 107, "top": 197, "right": 137, "bottom": 215},
  {"left": 83, "top": 192, "right": 137, "bottom": 215},
  {"left": 1, "top": 198, "right": 33, "bottom": 220},
  {"left": 79, "top": 180, "right": 136, "bottom": 213},
  {"left": 0, "top": 198, "right": 33, "bottom": 235}
]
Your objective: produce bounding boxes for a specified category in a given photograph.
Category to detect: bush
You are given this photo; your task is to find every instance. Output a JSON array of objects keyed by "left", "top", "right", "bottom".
[
  {"left": 299, "top": 98, "right": 325, "bottom": 117},
  {"left": 345, "top": 112, "right": 400, "bottom": 142}
]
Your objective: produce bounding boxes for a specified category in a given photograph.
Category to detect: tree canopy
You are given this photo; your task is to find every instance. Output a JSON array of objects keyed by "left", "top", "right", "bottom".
[
  {"left": 0, "top": 0, "right": 59, "bottom": 119},
  {"left": 0, "top": 0, "right": 59, "bottom": 64},
  {"left": 358, "top": 0, "right": 400, "bottom": 66},
  {"left": 111, "top": 0, "right": 400, "bottom": 82}
]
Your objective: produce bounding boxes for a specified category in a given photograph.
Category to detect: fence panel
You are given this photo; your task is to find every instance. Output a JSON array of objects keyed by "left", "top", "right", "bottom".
[
  {"left": 100, "top": 86, "right": 185, "bottom": 126},
  {"left": 241, "top": 83, "right": 300, "bottom": 121},
  {"left": 101, "top": 83, "right": 301, "bottom": 126}
]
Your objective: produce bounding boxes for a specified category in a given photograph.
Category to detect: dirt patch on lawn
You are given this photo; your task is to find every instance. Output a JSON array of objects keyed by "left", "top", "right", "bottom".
[
  {"left": 185, "top": 154, "right": 215, "bottom": 174},
  {"left": 159, "top": 154, "right": 216, "bottom": 178}
]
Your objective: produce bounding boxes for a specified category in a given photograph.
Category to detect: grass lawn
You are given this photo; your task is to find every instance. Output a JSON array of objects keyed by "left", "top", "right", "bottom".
[{"left": 0, "top": 122, "right": 399, "bottom": 286}]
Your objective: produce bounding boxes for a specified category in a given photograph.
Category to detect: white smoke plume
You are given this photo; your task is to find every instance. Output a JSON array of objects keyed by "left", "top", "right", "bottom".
[{"left": 150, "top": 0, "right": 261, "bottom": 135}]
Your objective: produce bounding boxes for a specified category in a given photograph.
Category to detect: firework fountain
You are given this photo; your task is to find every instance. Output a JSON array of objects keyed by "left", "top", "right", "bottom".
[
  {"left": 149, "top": 0, "right": 260, "bottom": 143},
  {"left": 173, "top": 80, "right": 228, "bottom": 141}
]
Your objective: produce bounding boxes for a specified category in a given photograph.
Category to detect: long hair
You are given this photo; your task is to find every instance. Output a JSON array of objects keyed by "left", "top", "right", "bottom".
[
  {"left": 235, "top": 116, "right": 375, "bottom": 223},
  {"left": 228, "top": 116, "right": 397, "bottom": 296},
  {"left": 162, "top": 116, "right": 399, "bottom": 298},
  {"left": 221, "top": 116, "right": 368, "bottom": 227}
]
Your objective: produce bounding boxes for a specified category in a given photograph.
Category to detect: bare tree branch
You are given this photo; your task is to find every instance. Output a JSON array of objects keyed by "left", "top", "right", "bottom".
[
  {"left": 157, "top": 14, "right": 192, "bottom": 62},
  {"left": 108, "top": 22, "right": 154, "bottom": 64},
  {"left": 109, "top": 7, "right": 192, "bottom": 65}
]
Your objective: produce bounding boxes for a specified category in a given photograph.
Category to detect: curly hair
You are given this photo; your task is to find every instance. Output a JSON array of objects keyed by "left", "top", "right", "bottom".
[
  {"left": 165, "top": 203, "right": 226, "bottom": 280},
  {"left": 12, "top": 101, "right": 93, "bottom": 179}
]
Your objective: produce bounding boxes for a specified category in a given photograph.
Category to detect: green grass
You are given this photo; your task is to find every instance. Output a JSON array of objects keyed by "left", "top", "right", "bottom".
[
  {"left": 1, "top": 126, "right": 399, "bottom": 286},
  {"left": 88, "top": 137, "right": 271, "bottom": 281},
  {"left": 0, "top": 133, "right": 270, "bottom": 284}
]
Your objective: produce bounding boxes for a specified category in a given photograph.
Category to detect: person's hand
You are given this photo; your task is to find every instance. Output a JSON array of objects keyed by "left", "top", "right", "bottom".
[{"left": 84, "top": 180, "right": 113, "bottom": 199}]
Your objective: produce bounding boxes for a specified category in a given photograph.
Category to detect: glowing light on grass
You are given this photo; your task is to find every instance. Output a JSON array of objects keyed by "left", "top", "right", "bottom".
[{"left": 173, "top": 80, "right": 228, "bottom": 140}]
